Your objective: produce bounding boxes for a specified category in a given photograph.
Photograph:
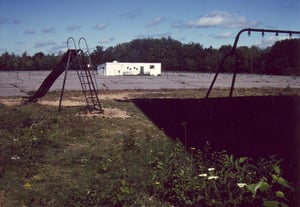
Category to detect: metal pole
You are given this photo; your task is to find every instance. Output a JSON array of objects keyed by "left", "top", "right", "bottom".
[
  {"left": 206, "top": 53, "right": 233, "bottom": 98},
  {"left": 58, "top": 37, "right": 77, "bottom": 111},
  {"left": 206, "top": 28, "right": 300, "bottom": 98},
  {"left": 229, "top": 53, "right": 239, "bottom": 97},
  {"left": 58, "top": 51, "right": 71, "bottom": 111}
]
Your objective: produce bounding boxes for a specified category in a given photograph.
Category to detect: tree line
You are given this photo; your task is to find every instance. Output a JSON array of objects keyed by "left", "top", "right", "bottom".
[{"left": 1, "top": 37, "right": 299, "bottom": 75}]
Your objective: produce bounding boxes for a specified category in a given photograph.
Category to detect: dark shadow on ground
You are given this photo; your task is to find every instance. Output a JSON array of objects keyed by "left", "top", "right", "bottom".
[{"left": 132, "top": 95, "right": 300, "bottom": 187}]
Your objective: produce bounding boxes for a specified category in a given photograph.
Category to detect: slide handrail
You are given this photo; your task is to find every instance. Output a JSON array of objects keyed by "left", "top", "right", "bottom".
[
  {"left": 78, "top": 37, "right": 99, "bottom": 91},
  {"left": 78, "top": 37, "right": 89, "bottom": 55},
  {"left": 67, "top": 37, "right": 77, "bottom": 50}
]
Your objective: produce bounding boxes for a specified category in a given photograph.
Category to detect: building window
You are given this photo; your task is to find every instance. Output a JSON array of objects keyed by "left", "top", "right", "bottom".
[{"left": 150, "top": 65, "right": 155, "bottom": 69}]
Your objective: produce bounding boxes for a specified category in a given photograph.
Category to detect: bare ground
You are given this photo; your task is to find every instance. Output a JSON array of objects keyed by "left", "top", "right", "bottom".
[
  {"left": 1, "top": 88, "right": 300, "bottom": 119},
  {"left": 0, "top": 91, "right": 136, "bottom": 119}
]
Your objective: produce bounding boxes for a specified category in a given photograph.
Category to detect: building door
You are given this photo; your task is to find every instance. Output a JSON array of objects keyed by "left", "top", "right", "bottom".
[{"left": 140, "top": 66, "right": 144, "bottom": 75}]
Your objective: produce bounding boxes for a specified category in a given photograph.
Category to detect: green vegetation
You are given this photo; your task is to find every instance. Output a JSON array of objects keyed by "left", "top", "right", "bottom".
[
  {"left": 1, "top": 37, "right": 300, "bottom": 75},
  {"left": 0, "top": 89, "right": 297, "bottom": 206},
  {"left": 0, "top": 51, "right": 59, "bottom": 71}
]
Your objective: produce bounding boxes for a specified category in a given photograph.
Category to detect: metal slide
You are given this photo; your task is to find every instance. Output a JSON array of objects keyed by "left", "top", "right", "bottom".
[
  {"left": 23, "top": 37, "right": 103, "bottom": 113},
  {"left": 76, "top": 37, "right": 103, "bottom": 113},
  {"left": 23, "top": 49, "right": 78, "bottom": 103}
]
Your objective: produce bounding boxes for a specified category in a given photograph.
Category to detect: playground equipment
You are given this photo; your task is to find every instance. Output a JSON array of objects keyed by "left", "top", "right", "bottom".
[
  {"left": 23, "top": 37, "right": 103, "bottom": 113},
  {"left": 206, "top": 28, "right": 300, "bottom": 98}
]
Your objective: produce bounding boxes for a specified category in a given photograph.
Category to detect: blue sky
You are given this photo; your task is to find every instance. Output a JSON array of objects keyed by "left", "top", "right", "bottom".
[{"left": 0, "top": 0, "right": 299, "bottom": 55}]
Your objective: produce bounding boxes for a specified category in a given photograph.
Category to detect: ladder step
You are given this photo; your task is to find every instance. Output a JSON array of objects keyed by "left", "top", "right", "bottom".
[
  {"left": 79, "top": 77, "right": 92, "bottom": 81},
  {"left": 87, "top": 100, "right": 97, "bottom": 104},
  {"left": 78, "top": 75, "right": 89, "bottom": 78},
  {"left": 86, "top": 97, "right": 97, "bottom": 101},
  {"left": 74, "top": 53, "right": 102, "bottom": 113},
  {"left": 86, "top": 96, "right": 96, "bottom": 100}
]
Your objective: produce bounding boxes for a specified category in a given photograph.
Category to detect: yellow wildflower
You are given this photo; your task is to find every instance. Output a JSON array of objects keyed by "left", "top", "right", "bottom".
[{"left": 24, "top": 182, "right": 32, "bottom": 189}]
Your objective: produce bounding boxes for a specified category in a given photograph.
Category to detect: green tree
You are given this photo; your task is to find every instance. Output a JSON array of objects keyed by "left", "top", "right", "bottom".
[
  {"left": 0, "top": 52, "right": 19, "bottom": 70},
  {"left": 91, "top": 46, "right": 105, "bottom": 66},
  {"left": 20, "top": 52, "right": 34, "bottom": 70},
  {"left": 32, "top": 52, "right": 46, "bottom": 70},
  {"left": 219, "top": 45, "right": 234, "bottom": 72},
  {"left": 202, "top": 46, "right": 220, "bottom": 72},
  {"left": 257, "top": 39, "right": 300, "bottom": 75},
  {"left": 102, "top": 46, "right": 115, "bottom": 62},
  {"left": 181, "top": 43, "right": 205, "bottom": 71}
]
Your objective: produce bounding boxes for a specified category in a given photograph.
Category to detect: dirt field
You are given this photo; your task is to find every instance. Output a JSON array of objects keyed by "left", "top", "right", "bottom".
[
  {"left": 0, "top": 92, "right": 131, "bottom": 119},
  {"left": 1, "top": 86, "right": 299, "bottom": 206},
  {"left": 1, "top": 70, "right": 299, "bottom": 119},
  {"left": 0, "top": 71, "right": 299, "bottom": 97}
]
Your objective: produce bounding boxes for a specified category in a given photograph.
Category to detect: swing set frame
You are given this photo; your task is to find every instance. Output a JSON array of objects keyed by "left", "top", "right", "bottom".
[{"left": 206, "top": 28, "right": 300, "bottom": 98}]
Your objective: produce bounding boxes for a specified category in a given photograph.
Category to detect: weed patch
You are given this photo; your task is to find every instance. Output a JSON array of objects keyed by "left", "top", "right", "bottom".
[{"left": 0, "top": 89, "right": 298, "bottom": 206}]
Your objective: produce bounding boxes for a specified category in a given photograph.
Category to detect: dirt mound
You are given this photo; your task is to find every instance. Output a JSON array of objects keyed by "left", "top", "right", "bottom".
[
  {"left": 0, "top": 97, "right": 130, "bottom": 119},
  {"left": 76, "top": 108, "right": 130, "bottom": 119},
  {"left": 0, "top": 98, "right": 22, "bottom": 106}
]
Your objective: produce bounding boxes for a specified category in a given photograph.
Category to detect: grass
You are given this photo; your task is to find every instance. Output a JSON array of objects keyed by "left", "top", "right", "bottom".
[
  {"left": 0, "top": 94, "right": 171, "bottom": 206},
  {"left": 0, "top": 88, "right": 299, "bottom": 206}
]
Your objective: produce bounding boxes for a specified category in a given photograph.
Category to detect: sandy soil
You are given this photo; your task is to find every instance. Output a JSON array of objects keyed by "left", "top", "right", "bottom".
[
  {"left": 0, "top": 93, "right": 131, "bottom": 119},
  {"left": 1, "top": 88, "right": 300, "bottom": 118}
]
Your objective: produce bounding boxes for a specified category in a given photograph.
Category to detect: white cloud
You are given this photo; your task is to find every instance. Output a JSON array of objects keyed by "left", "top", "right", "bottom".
[
  {"left": 120, "top": 9, "right": 143, "bottom": 19},
  {"left": 67, "top": 25, "right": 81, "bottom": 32},
  {"left": 176, "top": 11, "right": 260, "bottom": 29},
  {"left": 0, "top": 48, "right": 6, "bottom": 53},
  {"left": 92, "top": 23, "right": 108, "bottom": 31},
  {"left": 48, "top": 44, "right": 67, "bottom": 54},
  {"left": 146, "top": 17, "right": 164, "bottom": 28},
  {"left": 212, "top": 32, "right": 233, "bottom": 39},
  {"left": 41, "top": 27, "right": 56, "bottom": 34},
  {"left": 196, "top": 11, "right": 226, "bottom": 27},
  {"left": 136, "top": 32, "right": 172, "bottom": 39},
  {"left": 34, "top": 40, "right": 57, "bottom": 48},
  {"left": 24, "top": 29, "right": 36, "bottom": 35},
  {"left": 255, "top": 35, "right": 290, "bottom": 48},
  {"left": 0, "top": 17, "right": 9, "bottom": 25},
  {"left": 0, "top": 17, "right": 22, "bottom": 25},
  {"left": 11, "top": 19, "right": 22, "bottom": 24},
  {"left": 98, "top": 37, "right": 115, "bottom": 44}
]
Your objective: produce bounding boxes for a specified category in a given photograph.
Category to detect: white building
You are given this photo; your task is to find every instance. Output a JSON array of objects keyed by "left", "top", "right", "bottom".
[{"left": 97, "top": 61, "right": 161, "bottom": 76}]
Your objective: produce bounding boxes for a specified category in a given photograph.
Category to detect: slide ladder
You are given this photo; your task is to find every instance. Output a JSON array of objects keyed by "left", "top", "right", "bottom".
[
  {"left": 76, "top": 38, "right": 103, "bottom": 113},
  {"left": 61, "top": 37, "right": 103, "bottom": 113}
]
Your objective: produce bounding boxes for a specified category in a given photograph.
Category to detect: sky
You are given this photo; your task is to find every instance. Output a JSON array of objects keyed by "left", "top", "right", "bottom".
[{"left": 0, "top": 0, "right": 300, "bottom": 55}]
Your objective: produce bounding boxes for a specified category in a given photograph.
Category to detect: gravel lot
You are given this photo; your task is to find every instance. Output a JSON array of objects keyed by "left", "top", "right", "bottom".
[{"left": 0, "top": 71, "right": 299, "bottom": 97}]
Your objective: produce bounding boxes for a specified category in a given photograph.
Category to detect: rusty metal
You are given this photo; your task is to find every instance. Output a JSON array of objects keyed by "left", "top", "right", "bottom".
[
  {"left": 60, "top": 37, "right": 103, "bottom": 113},
  {"left": 58, "top": 37, "right": 78, "bottom": 111},
  {"left": 206, "top": 28, "right": 300, "bottom": 98},
  {"left": 25, "top": 37, "right": 103, "bottom": 113}
]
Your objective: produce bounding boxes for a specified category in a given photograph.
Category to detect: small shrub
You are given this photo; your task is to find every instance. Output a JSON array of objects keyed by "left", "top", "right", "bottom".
[
  {"left": 150, "top": 143, "right": 294, "bottom": 207},
  {"left": 0, "top": 100, "right": 296, "bottom": 206}
]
